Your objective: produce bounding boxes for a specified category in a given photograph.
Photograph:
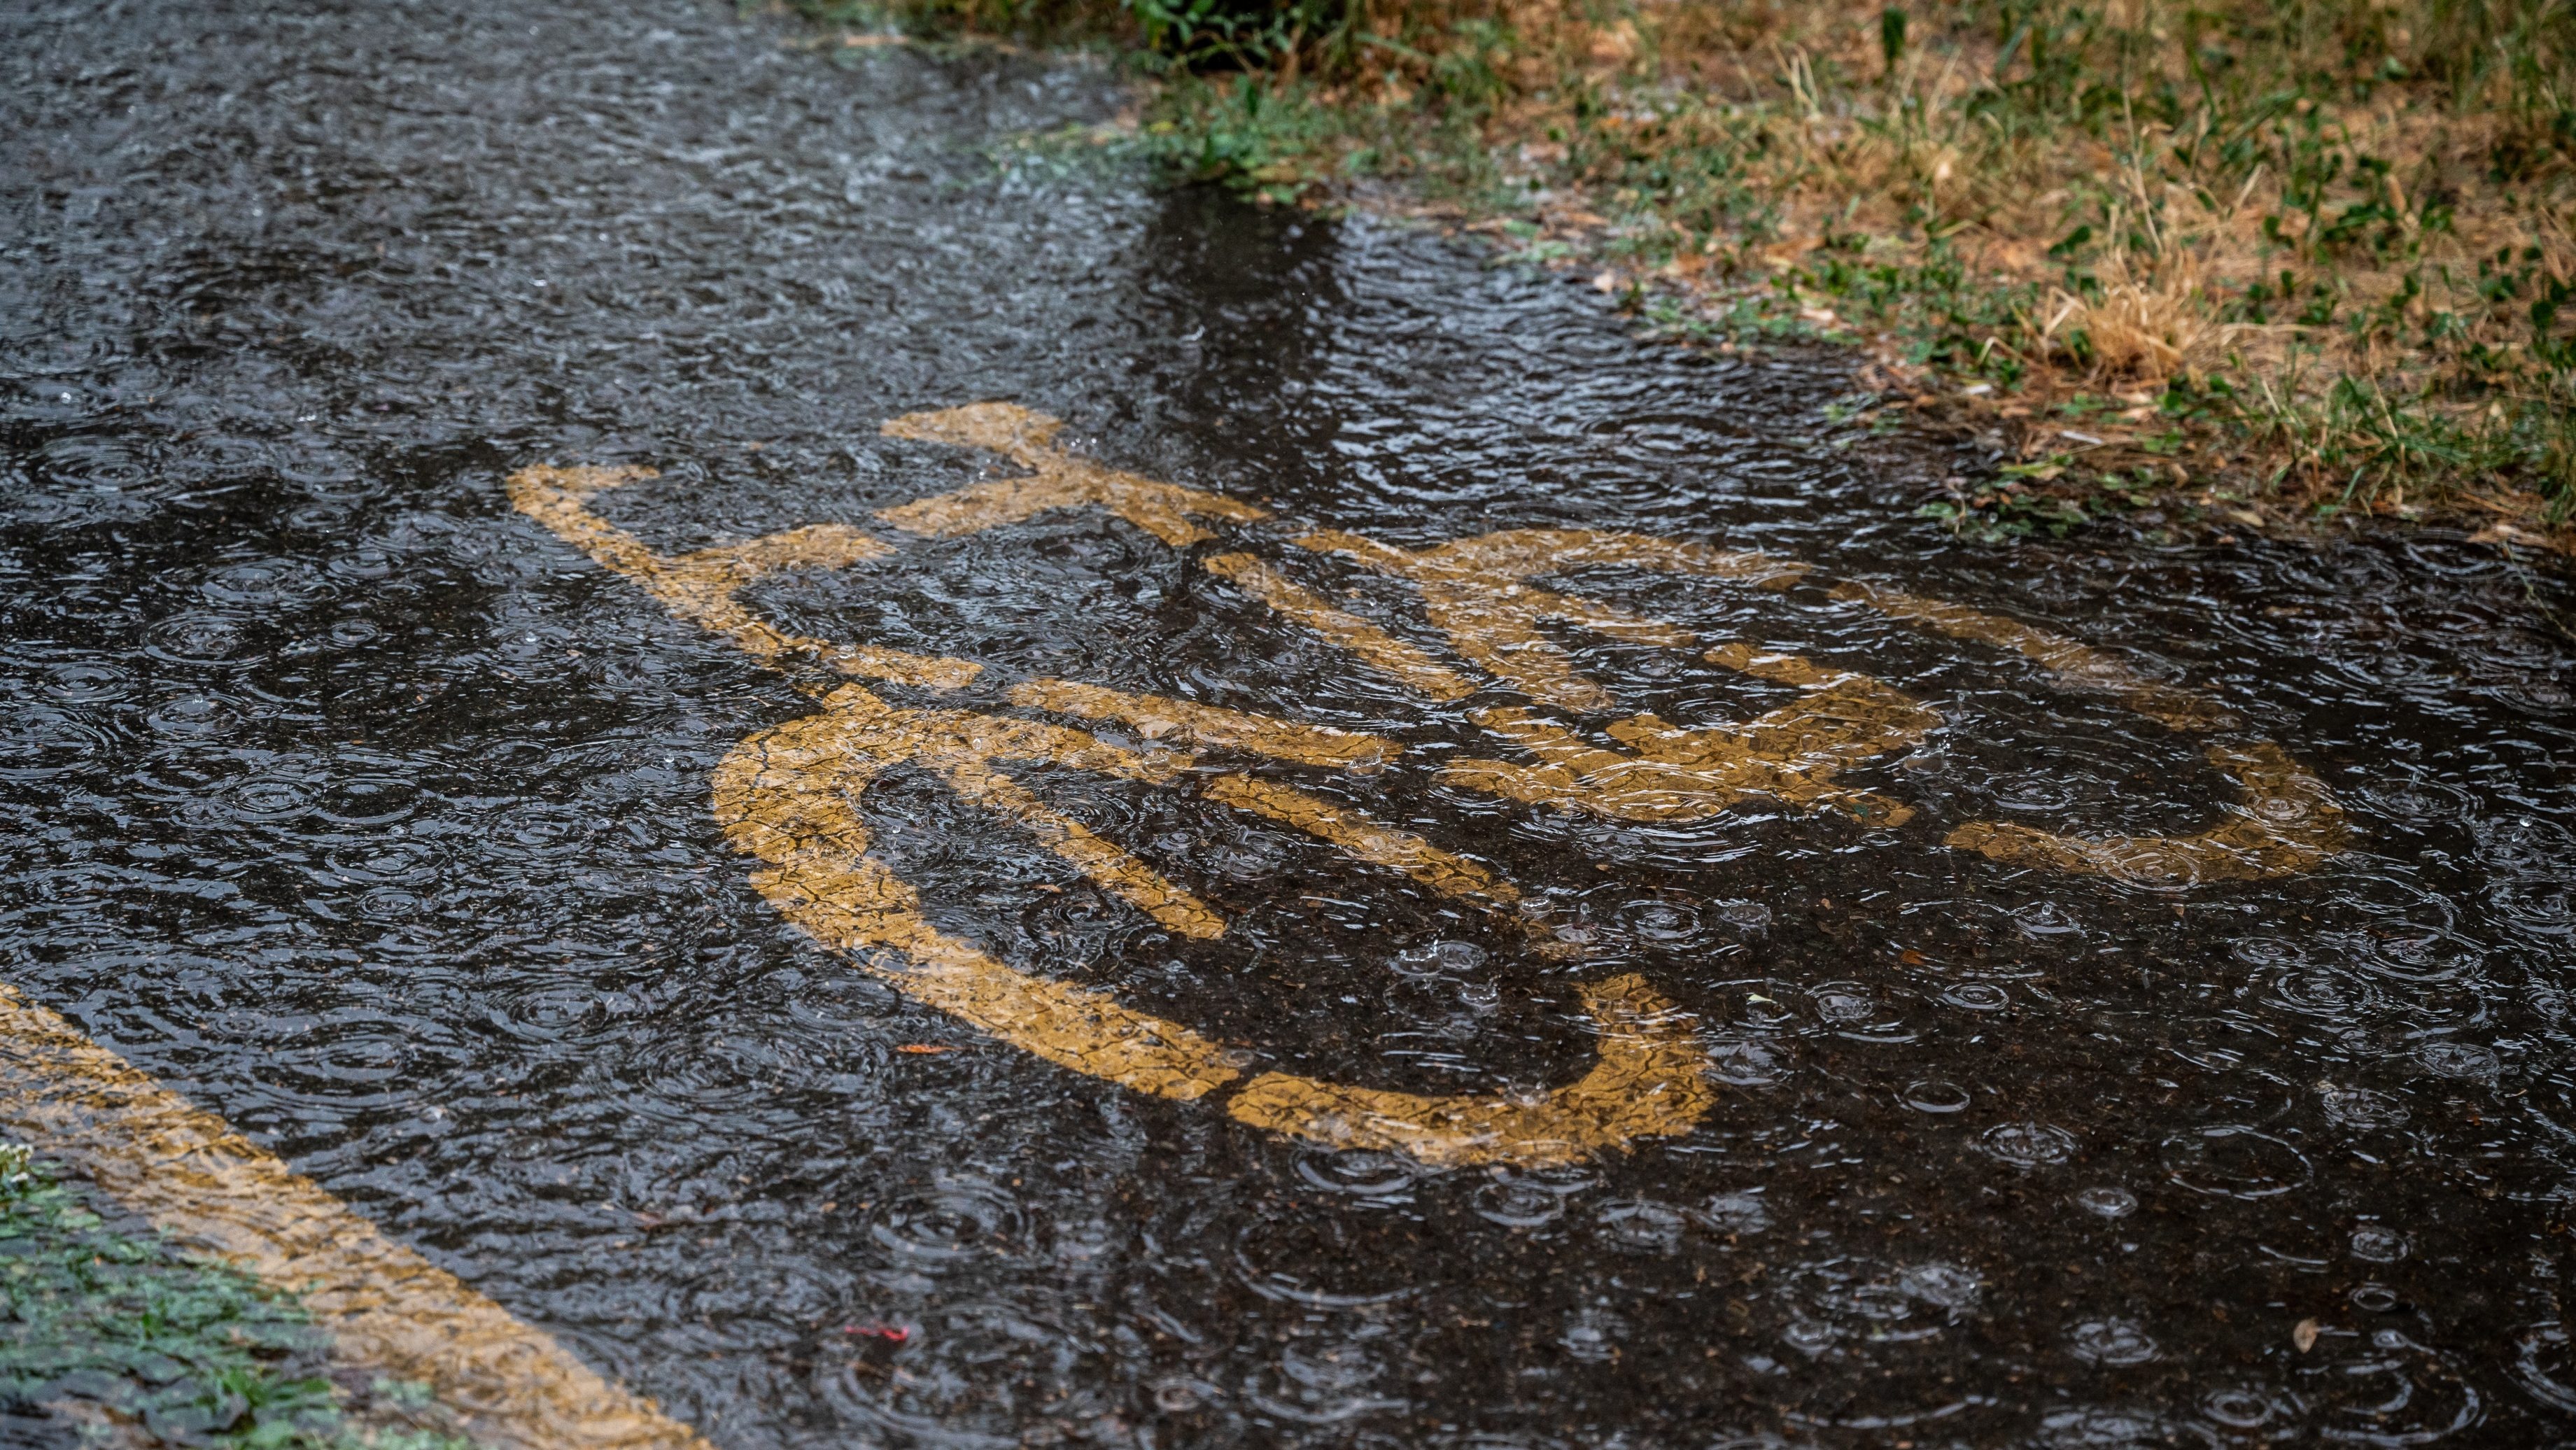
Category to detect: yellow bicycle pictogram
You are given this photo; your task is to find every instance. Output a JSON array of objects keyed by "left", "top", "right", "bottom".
[{"left": 509, "top": 403, "right": 2344, "bottom": 1169}]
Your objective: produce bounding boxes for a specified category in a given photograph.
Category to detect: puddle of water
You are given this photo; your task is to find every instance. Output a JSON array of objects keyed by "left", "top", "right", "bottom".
[{"left": 5, "top": 0, "right": 2576, "bottom": 1444}]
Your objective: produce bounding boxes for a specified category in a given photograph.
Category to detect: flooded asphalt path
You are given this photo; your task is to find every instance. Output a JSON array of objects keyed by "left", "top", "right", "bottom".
[{"left": 7, "top": 0, "right": 2576, "bottom": 1444}]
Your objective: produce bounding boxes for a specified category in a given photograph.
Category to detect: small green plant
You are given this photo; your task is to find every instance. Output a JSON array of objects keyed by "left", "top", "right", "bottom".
[
  {"left": 1920, "top": 477, "right": 2095, "bottom": 538},
  {"left": 1127, "top": 0, "right": 1355, "bottom": 69},
  {"left": 0, "top": 1154, "right": 472, "bottom": 1450}
]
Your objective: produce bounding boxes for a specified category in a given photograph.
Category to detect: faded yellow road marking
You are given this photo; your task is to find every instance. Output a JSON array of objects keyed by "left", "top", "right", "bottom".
[
  {"left": 716, "top": 684, "right": 1246, "bottom": 1101},
  {"left": 1276, "top": 528, "right": 1929, "bottom": 824},
  {"left": 1199, "top": 772, "right": 1519, "bottom": 913},
  {"left": 508, "top": 399, "right": 2349, "bottom": 1167},
  {"left": 1225, "top": 974, "right": 1715, "bottom": 1169},
  {"left": 507, "top": 464, "right": 976, "bottom": 690},
  {"left": 711, "top": 685, "right": 1715, "bottom": 1162},
  {"left": 1945, "top": 740, "right": 2345, "bottom": 885},
  {"left": 777, "top": 684, "right": 1226, "bottom": 939},
  {"left": 1201, "top": 551, "right": 1479, "bottom": 701},
  {"left": 1834, "top": 580, "right": 2345, "bottom": 881},
  {"left": 878, "top": 403, "right": 1266, "bottom": 547},
  {"left": 1834, "top": 579, "right": 2235, "bottom": 731},
  {"left": 1447, "top": 695, "right": 1925, "bottom": 827},
  {"left": 0, "top": 983, "right": 711, "bottom": 1450},
  {"left": 1295, "top": 526, "right": 1803, "bottom": 712},
  {"left": 1007, "top": 678, "right": 1393, "bottom": 770},
  {"left": 1442, "top": 641, "right": 1936, "bottom": 826}
]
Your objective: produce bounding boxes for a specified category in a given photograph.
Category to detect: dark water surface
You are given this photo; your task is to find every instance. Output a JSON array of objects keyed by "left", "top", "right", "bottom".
[{"left": 7, "top": 0, "right": 2576, "bottom": 1444}]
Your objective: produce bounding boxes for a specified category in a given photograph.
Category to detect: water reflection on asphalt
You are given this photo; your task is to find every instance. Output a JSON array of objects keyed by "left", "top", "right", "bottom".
[{"left": 4, "top": 0, "right": 2575, "bottom": 1444}]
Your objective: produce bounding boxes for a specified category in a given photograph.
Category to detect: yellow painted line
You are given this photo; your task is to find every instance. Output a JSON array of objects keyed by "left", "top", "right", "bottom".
[
  {"left": 939, "top": 754, "right": 1228, "bottom": 939},
  {"left": 1274, "top": 526, "right": 1941, "bottom": 825},
  {"left": 1294, "top": 525, "right": 1803, "bottom": 591},
  {"left": 1445, "top": 712, "right": 1920, "bottom": 827},
  {"left": 1832, "top": 578, "right": 2235, "bottom": 732},
  {"left": 507, "top": 465, "right": 977, "bottom": 691},
  {"left": 1008, "top": 678, "right": 1394, "bottom": 770},
  {"left": 1832, "top": 580, "right": 2346, "bottom": 881},
  {"left": 1945, "top": 740, "right": 2345, "bottom": 885},
  {"left": 1225, "top": 973, "right": 1716, "bottom": 1169},
  {"left": 1200, "top": 551, "right": 1478, "bottom": 702},
  {"left": 0, "top": 983, "right": 712, "bottom": 1450},
  {"left": 877, "top": 403, "right": 1267, "bottom": 547},
  {"left": 1295, "top": 526, "right": 1796, "bottom": 714},
  {"left": 790, "top": 683, "right": 1228, "bottom": 939},
  {"left": 1438, "top": 635, "right": 1938, "bottom": 826},
  {"left": 713, "top": 688, "right": 1248, "bottom": 1102},
  {"left": 711, "top": 685, "right": 1715, "bottom": 1162},
  {"left": 1200, "top": 771, "right": 1519, "bottom": 912}
]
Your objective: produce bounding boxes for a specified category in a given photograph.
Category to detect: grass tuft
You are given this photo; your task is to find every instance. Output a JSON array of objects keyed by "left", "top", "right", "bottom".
[{"left": 0, "top": 1148, "right": 473, "bottom": 1450}]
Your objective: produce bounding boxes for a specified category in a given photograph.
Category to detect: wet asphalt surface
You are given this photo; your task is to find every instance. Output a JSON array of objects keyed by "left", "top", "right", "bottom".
[{"left": 7, "top": 0, "right": 2576, "bottom": 1444}]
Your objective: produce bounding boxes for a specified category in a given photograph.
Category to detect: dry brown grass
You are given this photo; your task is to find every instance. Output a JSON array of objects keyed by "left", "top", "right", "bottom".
[
  {"left": 828, "top": 0, "right": 2576, "bottom": 532},
  {"left": 1134, "top": 0, "right": 2576, "bottom": 532}
]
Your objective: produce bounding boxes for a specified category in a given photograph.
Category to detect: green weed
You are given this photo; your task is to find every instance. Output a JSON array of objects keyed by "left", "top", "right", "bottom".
[{"left": 0, "top": 1150, "right": 473, "bottom": 1450}]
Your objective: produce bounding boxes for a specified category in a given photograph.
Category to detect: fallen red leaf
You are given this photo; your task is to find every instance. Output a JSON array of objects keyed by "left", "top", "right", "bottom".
[{"left": 843, "top": 1324, "right": 911, "bottom": 1344}]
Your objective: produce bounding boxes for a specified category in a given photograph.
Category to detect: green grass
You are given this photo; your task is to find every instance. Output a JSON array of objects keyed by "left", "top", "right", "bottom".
[
  {"left": 0, "top": 1145, "right": 472, "bottom": 1450},
  {"left": 780, "top": 0, "right": 2576, "bottom": 541}
]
